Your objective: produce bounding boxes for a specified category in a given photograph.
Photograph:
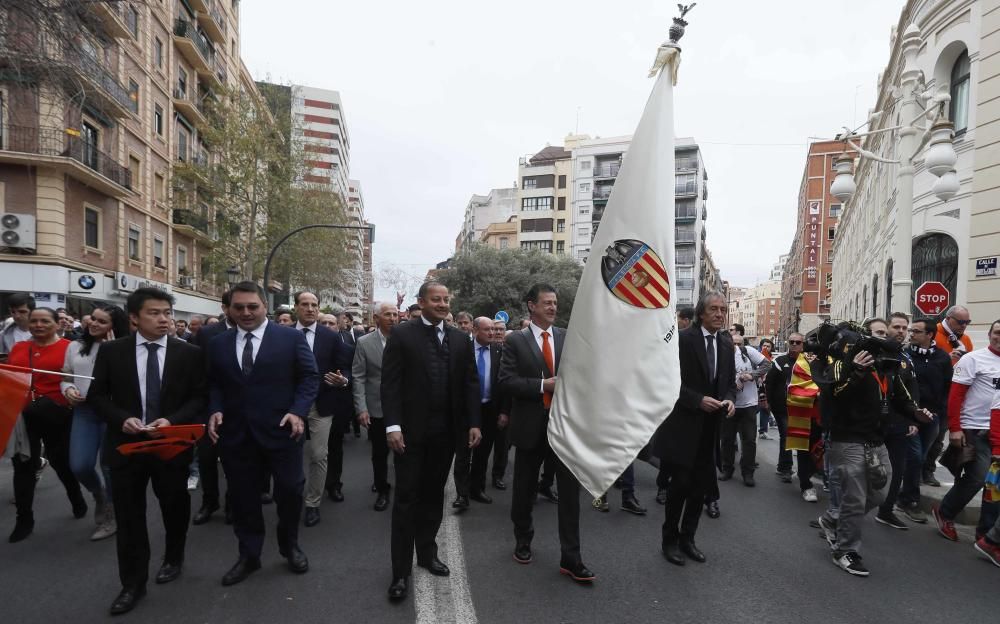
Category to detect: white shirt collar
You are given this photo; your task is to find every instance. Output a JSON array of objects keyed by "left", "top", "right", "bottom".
[
  {"left": 239, "top": 319, "right": 268, "bottom": 341},
  {"left": 475, "top": 338, "right": 491, "bottom": 350},
  {"left": 529, "top": 321, "right": 553, "bottom": 338},
  {"left": 420, "top": 316, "right": 445, "bottom": 332},
  {"left": 295, "top": 321, "right": 316, "bottom": 332},
  {"left": 136, "top": 333, "right": 168, "bottom": 348},
  {"left": 701, "top": 326, "right": 718, "bottom": 339}
]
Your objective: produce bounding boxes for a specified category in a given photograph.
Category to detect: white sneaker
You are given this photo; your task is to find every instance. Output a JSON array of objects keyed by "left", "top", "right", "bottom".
[
  {"left": 187, "top": 476, "right": 200, "bottom": 491},
  {"left": 90, "top": 510, "right": 117, "bottom": 541},
  {"left": 802, "top": 488, "right": 819, "bottom": 503}
]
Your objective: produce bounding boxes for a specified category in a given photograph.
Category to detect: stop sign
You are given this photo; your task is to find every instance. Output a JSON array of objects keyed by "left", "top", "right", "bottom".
[{"left": 914, "top": 281, "right": 950, "bottom": 315}]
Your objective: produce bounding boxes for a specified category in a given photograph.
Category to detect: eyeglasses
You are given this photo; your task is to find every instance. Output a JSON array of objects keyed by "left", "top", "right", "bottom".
[
  {"left": 787, "top": 340, "right": 803, "bottom": 345},
  {"left": 908, "top": 328, "right": 925, "bottom": 334},
  {"left": 947, "top": 317, "right": 971, "bottom": 326}
]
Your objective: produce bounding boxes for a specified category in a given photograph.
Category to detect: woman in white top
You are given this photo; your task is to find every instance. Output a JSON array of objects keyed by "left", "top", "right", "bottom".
[
  {"left": 62, "top": 305, "right": 130, "bottom": 541},
  {"left": 719, "top": 333, "right": 772, "bottom": 486}
]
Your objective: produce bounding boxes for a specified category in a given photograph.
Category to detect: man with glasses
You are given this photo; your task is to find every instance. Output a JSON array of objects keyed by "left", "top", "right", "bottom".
[{"left": 935, "top": 305, "right": 974, "bottom": 366}]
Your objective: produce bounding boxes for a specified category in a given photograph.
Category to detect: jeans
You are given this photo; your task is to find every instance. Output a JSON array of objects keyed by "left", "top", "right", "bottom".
[
  {"left": 758, "top": 407, "right": 771, "bottom": 434},
  {"left": 821, "top": 441, "right": 890, "bottom": 554},
  {"left": 878, "top": 424, "right": 909, "bottom": 513},
  {"left": 68, "top": 403, "right": 111, "bottom": 500},
  {"left": 721, "top": 406, "right": 757, "bottom": 476},
  {"left": 774, "top": 412, "right": 792, "bottom": 474},
  {"left": 899, "top": 418, "right": 939, "bottom": 506},
  {"left": 823, "top": 433, "right": 841, "bottom": 521},
  {"left": 619, "top": 463, "right": 636, "bottom": 495},
  {"left": 940, "top": 429, "right": 993, "bottom": 536}
]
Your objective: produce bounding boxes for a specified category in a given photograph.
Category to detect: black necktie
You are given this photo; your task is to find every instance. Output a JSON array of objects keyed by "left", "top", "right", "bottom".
[
  {"left": 242, "top": 333, "right": 254, "bottom": 376},
  {"left": 145, "top": 343, "right": 161, "bottom": 423},
  {"left": 705, "top": 334, "right": 716, "bottom": 383}
]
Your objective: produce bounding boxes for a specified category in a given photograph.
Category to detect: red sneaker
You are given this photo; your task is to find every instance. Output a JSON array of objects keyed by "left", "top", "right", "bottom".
[
  {"left": 974, "top": 537, "right": 1000, "bottom": 568},
  {"left": 932, "top": 506, "right": 958, "bottom": 542}
]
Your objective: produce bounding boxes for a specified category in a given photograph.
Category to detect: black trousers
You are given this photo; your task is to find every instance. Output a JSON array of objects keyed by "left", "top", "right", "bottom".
[
  {"left": 110, "top": 454, "right": 191, "bottom": 589},
  {"left": 795, "top": 424, "right": 823, "bottom": 491},
  {"left": 391, "top": 429, "right": 454, "bottom": 577},
  {"left": 454, "top": 401, "right": 497, "bottom": 496},
  {"left": 325, "top": 414, "right": 350, "bottom": 491},
  {"left": 510, "top": 439, "right": 582, "bottom": 566},
  {"left": 220, "top": 438, "right": 304, "bottom": 559},
  {"left": 720, "top": 406, "right": 758, "bottom": 476},
  {"left": 12, "top": 399, "right": 82, "bottom": 520},
  {"left": 492, "top": 424, "right": 510, "bottom": 480},
  {"left": 538, "top": 454, "right": 557, "bottom": 490},
  {"left": 369, "top": 417, "right": 390, "bottom": 494},
  {"left": 662, "top": 428, "right": 715, "bottom": 543},
  {"left": 196, "top": 436, "right": 230, "bottom": 511}
]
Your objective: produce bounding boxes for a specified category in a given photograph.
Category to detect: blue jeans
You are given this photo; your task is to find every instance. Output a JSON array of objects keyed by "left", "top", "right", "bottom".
[
  {"left": 758, "top": 407, "right": 770, "bottom": 434},
  {"left": 940, "top": 429, "right": 993, "bottom": 536},
  {"left": 619, "top": 462, "right": 636, "bottom": 494},
  {"left": 824, "top": 433, "right": 841, "bottom": 520},
  {"left": 69, "top": 403, "right": 111, "bottom": 500},
  {"left": 878, "top": 424, "right": 909, "bottom": 513},
  {"left": 899, "top": 417, "right": 939, "bottom": 506}
]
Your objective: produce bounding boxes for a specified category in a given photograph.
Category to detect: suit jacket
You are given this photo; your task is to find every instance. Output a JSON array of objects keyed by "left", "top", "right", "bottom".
[
  {"left": 352, "top": 329, "right": 387, "bottom": 420},
  {"left": 207, "top": 322, "right": 320, "bottom": 451},
  {"left": 497, "top": 326, "right": 564, "bottom": 451},
  {"left": 89, "top": 335, "right": 207, "bottom": 468},
  {"left": 190, "top": 319, "right": 230, "bottom": 349},
  {"left": 380, "top": 319, "right": 481, "bottom": 444},
  {"left": 764, "top": 353, "right": 796, "bottom": 418},
  {"left": 309, "top": 323, "right": 353, "bottom": 418},
  {"left": 654, "top": 325, "right": 737, "bottom": 468}
]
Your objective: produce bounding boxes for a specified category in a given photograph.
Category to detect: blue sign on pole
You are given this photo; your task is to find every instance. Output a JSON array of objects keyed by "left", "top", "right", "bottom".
[{"left": 494, "top": 310, "right": 510, "bottom": 324}]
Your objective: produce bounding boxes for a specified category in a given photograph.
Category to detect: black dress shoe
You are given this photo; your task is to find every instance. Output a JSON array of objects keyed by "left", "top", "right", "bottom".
[
  {"left": 470, "top": 491, "right": 493, "bottom": 504},
  {"left": 193, "top": 505, "right": 219, "bottom": 525},
  {"left": 513, "top": 542, "right": 533, "bottom": 564},
  {"left": 492, "top": 477, "right": 506, "bottom": 490},
  {"left": 388, "top": 576, "right": 409, "bottom": 601},
  {"left": 655, "top": 488, "right": 667, "bottom": 505},
  {"left": 662, "top": 541, "right": 685, "bottom": 566},
  {"left": 221, "top": 556, "right": 261, "bottom": 586},
  {"left": 621, "top": 493, "right": 647, "bottom": 515},
  {"left": 328, "top": 487, "right": 345, "bottom": 503},
  {"left": 679, "top": 539, "right": 706, "bottom": 563},
  {"left": 304, "top": 507, "right": 321, "bottom": 527},
  {"left": 452, "top": 495, "right": 470, "bottom": 510},
  {"left": 260, "top": 492, "right": 273, "bottom": 505},
  {"left": 374, "top": 494, "right": 389, "bottom": 512},
  {"left": 224, "top": 509, "right": 234, "bottom": 525},
  {"left": 280, "top": 545, "right": 309, "bottom": 574},
  {"left": 72, "top": 497, "right": 88, "bottom": 519},
  {"left": 718, "top": 471, "right": 734, "bottom": 482},
  {"left": 705, "top": 501, "right": 720, "bottom": 519},
  {"left": 559, "top": 562, "right": 596, "bottom": 583},
  {"left": 743, "top": 474, "right": 756, "bottom": 487},
  {"left": 155, "top": 561, "right": 182, "bottom": 584},
  {"left": 538, "top": 486, "right": 559, "bottom": 503},
  {"left": 417, "top": 557, "right": 450, "bottom": 577},
  {"left": 8, "top": 517, "right": 34, "bottom": 543},
  {"left": 109, "top": 586, "right": 146, "bottom": 615}
]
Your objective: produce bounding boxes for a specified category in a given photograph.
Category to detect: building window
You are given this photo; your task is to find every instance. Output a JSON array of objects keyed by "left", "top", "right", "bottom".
[
  {"left": 128, "top": 79, "right": 139, "bottom": 111},
  {"left": 154, "top": 104, "right": 163, "bottom": 136},
  {"left": 556, "top": 241, "right": 565, "bottom": 254},
  {"left": 883, "top": 259, "right": 893, "bottom": 318},
  {"left": 126, "top": 5, "right": 139, "bottom": 38},
  {"left": 520, "top": 218, "right": 553, "bottom": 233},
  {"left": 871, "top": 274, "right": 879, "bottom": 318},
  {"left": 84, "top": 207, "right": 100, "bottom": 249},
  {"left": 675, "top": 173, "right": 697, "bottom": 194},
  {"left": 827, "top": 227, "right": 835, "bottom": 241},
  {"left": 829, "top": 203, "right": 842, "bottom": 218},
  {"left": 153, "top": 237, "right": 165, "bottom": 268},
  {"left": 911, "top": 233, "right": 959, "bottom": 313},
  {"left": 579, "top": 183, "right": 590, "bottom": 193},
  {"left": 499, "top": 237, "right": 508, "bottom": 250},
  {"left": 580, "top": 160, "right": 592, "bottom": 170},
  {"left": 522, "top": 177, "right": 537, "bottom": 190},
  {"left": 155, "top": 172, "right": 165, "bottom": 203},
  {"left": 556, "top": 219, "right": 565, "bottom": 233},
  {"left": 128, "top": 225, "right": 141, "bottom": 261},
  {"left": 177, "top": 127, "right": 189, "bottom": 161},
  {"left": 177, "top": 246, "right": 188, "bottom": 272},
  {"left": 558, "top": 175, "right": 566, "bottom": 189},
  {"left": 521, "top": 196, "right": 552, "bottom": 211},
  {"left": 557, "top": 196, "right": 566, "bottom": 211},
  {"left": 827, "top": 249, "right": 834, "bottom": 263},
  {"left": 129, "top": 155, "right": 141, "bottom": 192},
  {"left": 81, "top": 122, "right": 99, "bottom": 170},
  {"left": 580, "top": 207, "right": 590, "bottom": 215},
  {"left": 154, "top": 37, "right": 163, "bottom": 68},
  {"left": 520, "top": 240, "right": 552, "bottom": 253},
  {"left": 950, "top": 50, "right": 970, "bottom": 134}
]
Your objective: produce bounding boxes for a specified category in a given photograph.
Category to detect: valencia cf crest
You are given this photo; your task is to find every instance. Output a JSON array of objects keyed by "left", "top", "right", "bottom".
[{"left": 600, "top": 239, "right": 671, "bottom": 309}]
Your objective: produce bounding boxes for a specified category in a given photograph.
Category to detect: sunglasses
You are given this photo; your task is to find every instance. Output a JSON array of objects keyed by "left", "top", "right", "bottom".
[
  {"left": 948, "top": 318, "right": 971, "bottom": 326},
  {"left": 787, "top": 340, "right": 803, "bottom": 345}
]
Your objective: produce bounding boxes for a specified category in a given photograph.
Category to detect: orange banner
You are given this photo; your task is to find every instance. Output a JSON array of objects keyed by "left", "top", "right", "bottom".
[{"left": 0, "top": 368, "right": 31, "bottom": 452}]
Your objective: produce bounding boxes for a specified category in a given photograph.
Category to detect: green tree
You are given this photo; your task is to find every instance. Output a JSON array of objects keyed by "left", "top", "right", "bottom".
[{"left": 438, "top": 245, "right": 584, "bottom": 327}]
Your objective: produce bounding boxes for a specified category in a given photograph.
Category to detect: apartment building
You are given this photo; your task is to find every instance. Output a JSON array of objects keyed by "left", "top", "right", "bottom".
[
  {"left": 515, "top": 145, "right": 573, "bottom": 256},
  {"left": 480, "top": 216, "right": 518, "bottom": 250},
  {"left": 0, "top": 0, "right": 242, "bottom": 316},
  {"left": 341, "top": 178, "right": 368, "bottom": 313},
  {"left": 456, "top": 187, "right": 517, "bottom": 252}
]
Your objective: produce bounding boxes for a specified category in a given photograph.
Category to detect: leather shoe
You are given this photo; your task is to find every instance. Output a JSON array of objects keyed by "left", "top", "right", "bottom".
[
  {"left": 109, "top": 586, "right": 146, "bottom": 615},
  {"left": 513, "top": 542, "right": 533, "bottom": 564},
  {"left": 492, "top": 477, "right": 506, "bottom": 490},
  {"left": 680, "top": 539, "right": 706, "bottom": 563},
  {"left": 470, "top": 491, "right": 493, "bottom": 504},
  {"left": 388, "top": 576, "right": 409, "bottom": 601},
  {"left": 662, "top": 541, "right": 685, "bottom": 566},
  {"left": 192, "top": 505, "right": 218, "bottom": 526},
  {"left": 718, "top": 470, "right": 734, "bottom": 482},
  {"left": 655, "top": 488, "right": 667, "bottom": 505},
  {"left": 538, "top": 485, "right": 559, "bottom": 503},
  {"left": 417, "top": 557, "right": 450, "bottom": 577},
  {"left": 221, "top": 556, "right": 261, "bottom": 586},
  {"left": 621, "top": 493, "right": 647, "bottom": 515},
  {"left": 279, "top": 544, "right": 309, "bottom": 574},
  {"left": 559, "top": 561, "right": 596, "bottom": 583},
  {"left": 705, "top": 501, "right": 720, "bottom": 519},
  {"left": 155, "top": 561, "right": 182, "bottom": 584},
  {"left": 374, "top": 493, "right": 389, "bottom": 512},
  {"left": 743, "top": 474, "right": 756, "bottom": 487},
  {"left": 452, "top": 495, "right": 470, "bottom": 510},
  {"left": 328, "top": 487, "right": 344, "bottom": 503},
  {"left": 304, "top": 507, "right": 320, "bottom": 527}
]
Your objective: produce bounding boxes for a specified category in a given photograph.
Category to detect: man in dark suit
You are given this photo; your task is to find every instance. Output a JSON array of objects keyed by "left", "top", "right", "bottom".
[
  {"left": 295, "top": 290, "right": 351, "bottom": 527},
  {"left": 452, "top": 316, "right": 509, "bottom": 509},
  {"left": 381, "top": 281, "right": 482, "bottom": 601},
  {"left": 655, "top": 290, "right": 736, "bottom": 566},
  {"left": 206, "top": 281, "right": 319, "bottom": 586},
  {"left": 490, "top": 319, "right": 512, "bottom": 490},
  {"left": 324, "top": 310, "right": 357, "bottom": 502},
  {"left": 500, "top": 284, "right": 594, "bottom": 584},
  {"left": 89, "top": 287, "right": 206, "bottom": 615}
]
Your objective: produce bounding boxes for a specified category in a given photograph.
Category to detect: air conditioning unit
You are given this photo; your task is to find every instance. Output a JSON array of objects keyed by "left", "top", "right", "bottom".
[
  {"left": 1, "top": 213, "right": 36, "bottom": 250},
  {"left": 819, "top": 299, "right": 828, "bottom": 306},
  {"left": 178, "top": 275, "right": 195, "bottom": 288}
]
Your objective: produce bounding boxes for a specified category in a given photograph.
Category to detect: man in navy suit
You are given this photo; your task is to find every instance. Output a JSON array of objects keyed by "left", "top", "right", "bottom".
[
  {"left": 207, "top": 281, "right": 319, "bottom": 586},
  {"left": 293, "top": 290, "right": 351, "bottom": 527}
]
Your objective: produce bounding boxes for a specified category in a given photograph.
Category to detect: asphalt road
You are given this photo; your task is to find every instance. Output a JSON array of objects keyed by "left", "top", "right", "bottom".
[{"left": 2, "top": 434, "right": 997, "bottom": 624}]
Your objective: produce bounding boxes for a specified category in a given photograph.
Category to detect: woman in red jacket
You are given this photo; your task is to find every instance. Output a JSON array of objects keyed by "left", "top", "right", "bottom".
[{"left": 7, "top": 307, "right": 86, "bottom": 543}]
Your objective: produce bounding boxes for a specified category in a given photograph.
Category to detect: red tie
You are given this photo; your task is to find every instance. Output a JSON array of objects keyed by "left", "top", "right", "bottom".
[{"left": 542, "top": 331, "right": 554, "bottom": 408}]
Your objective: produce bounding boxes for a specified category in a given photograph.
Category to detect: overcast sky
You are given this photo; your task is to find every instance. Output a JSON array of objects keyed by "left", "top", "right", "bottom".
[{"left": 241, "top": 0, "right": 905, "bottom": 302}]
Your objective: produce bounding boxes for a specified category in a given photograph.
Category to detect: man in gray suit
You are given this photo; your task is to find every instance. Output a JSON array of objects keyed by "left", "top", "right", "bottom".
[{"left": 352, "top": 302, "right": 399, "bottom": 511}]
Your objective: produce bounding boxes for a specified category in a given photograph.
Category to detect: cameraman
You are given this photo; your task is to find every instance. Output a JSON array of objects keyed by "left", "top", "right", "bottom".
[{"left": 821, "top": 323, "right": 922, "bottom": 577}]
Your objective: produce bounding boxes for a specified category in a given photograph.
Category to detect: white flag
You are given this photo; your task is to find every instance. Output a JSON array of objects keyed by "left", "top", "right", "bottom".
[{"left": 548, "top": 46, "right": 682, "bottom": 498}]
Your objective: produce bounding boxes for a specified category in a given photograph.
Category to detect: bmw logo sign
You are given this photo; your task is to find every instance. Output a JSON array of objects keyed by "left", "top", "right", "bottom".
[{"left": 77, "top": 274, "right": 97, "bottom": 290}]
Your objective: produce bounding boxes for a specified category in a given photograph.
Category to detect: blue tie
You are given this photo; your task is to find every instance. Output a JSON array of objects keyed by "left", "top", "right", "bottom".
[{"left": 477, "top": 346, "right": 488, "bottom": 403}]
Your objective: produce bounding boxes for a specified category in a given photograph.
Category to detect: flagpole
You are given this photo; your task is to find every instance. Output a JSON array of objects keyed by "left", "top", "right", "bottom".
[{"left": 0, "top": 363, "right": 94, "bottom": 380}]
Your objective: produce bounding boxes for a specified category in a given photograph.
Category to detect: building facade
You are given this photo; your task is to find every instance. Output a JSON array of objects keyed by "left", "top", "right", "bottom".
[
  {"left": 291, "top": 85, "right": 350, "bottom": 200},
  {"left": 480, "top": 216, "right": 518, "bottom": 250},
  {"left": 456, "top": 187, "right": 517, "bottom": 252},
  {"left": 0, "top": 0, "right": 243, "bottom": 316},
  {"left": 754, "top": 280, "right": 782, "bottom": 344},
  {"left": 515, "top": 145, "right": 573, "bottom": 256}
]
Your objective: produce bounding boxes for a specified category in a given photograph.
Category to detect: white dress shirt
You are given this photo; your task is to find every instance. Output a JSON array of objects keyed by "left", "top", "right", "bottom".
[
  {"left": 475, "top": 339, "right": 492, "bottom": 403},
  {"left": 135, "top": 333, "right": 168, "bottom": 422},
  {"left": 295, "top": 320, "right": 317, "bottom": 351},
  {"left": 236, "top": 320, "right": 268, "bottom": 367},
  {"left": 529, "top": 321, "right": 556, "bottom": 394}
]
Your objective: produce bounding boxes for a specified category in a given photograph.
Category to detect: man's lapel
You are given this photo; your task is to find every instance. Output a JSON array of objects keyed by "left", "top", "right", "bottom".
[
  {"left": 691, "top": 326, "right": 710, "bottom": 380},
  {"left": 124, "top": 334, "right": 141, "bottom": 402},
  {"left": 522, "top": 327, "right": 546, "bottom": 372},
  {"left": 553, "top": 327, "right": 565, "bottom": 374},
  {"left": 160, "top": 337, "right": 183, "bottom": 400}
]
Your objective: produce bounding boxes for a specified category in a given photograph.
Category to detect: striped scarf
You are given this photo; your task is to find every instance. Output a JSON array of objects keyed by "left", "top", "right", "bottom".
[{"left": 785, "top": 354, "right": 820, "bottom": 452}]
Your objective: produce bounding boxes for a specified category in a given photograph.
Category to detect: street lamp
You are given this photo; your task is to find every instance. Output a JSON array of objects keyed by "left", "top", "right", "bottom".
[
  {"left": 825, "top": 23, "right": 958, "bottom": 314},
  {"left": 226, "top": 265, "right": 240, "bottom": 287}
]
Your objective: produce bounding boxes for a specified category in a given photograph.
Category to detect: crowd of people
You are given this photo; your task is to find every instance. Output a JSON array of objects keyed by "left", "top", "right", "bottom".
[{"left": 1, "top": 282, "right": 998, "bottom": 614}]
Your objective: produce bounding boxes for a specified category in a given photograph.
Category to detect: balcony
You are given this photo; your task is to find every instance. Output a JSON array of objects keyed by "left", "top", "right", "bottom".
[
  {"left": 0, "top": 125, "right": 132, "bottom": 197},
  {"left": 173, "top": 19, "right": 214, "bottom": 76},
  {"left": 676, "top": 251, "right": 696, "bottom": 266},
  {"left": 674, "top": 182, "right": 697, "bottom": 197},
  {"left": 592, "top": 185, "right": 613, "bottom": 202},
  {"left": 86, "top": 1, "right": 130, "bottom": 38},
  {"left": 172, "top": 208, "right": 215, "bottom": 243},
  {"left": 675, "top": 158, "right": 698, "bottom": 171},
  {"left": 675, "top": 229, "right": 696, "bottom": 244},
  {"left": 186, "top": 0, "right": 209, "bottom": 13},
  {"left": 214, "top": 59, "right": 228, "bottom": 87},
  {"left": 676, "top": 279, "right": 695, "bottom": 289},
  {"left": 675, "top": 203, "right": 698, "bottom": 220},
  {"left": 198, "top": 2, "right": 227, "bottom": 44},
  {"left": 172, "top": 87, "right": 207, "bottom": 127},
  {"left": 593, "top": 162, "right": 620, "bottom": 179}
]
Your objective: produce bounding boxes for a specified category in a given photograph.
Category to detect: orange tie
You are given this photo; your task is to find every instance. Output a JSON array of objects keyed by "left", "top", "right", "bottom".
[{"left": 542, "top": 331, "right": 554, "bottom": 408}]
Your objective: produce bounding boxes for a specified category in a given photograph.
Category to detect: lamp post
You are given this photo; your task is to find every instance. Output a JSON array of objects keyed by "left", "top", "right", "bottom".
[
  {"left": 225, "top": 264, "right": 240, "bottom": 288},
  {"left": 827, "top": 24, "right": 958, "bottom": 315}
]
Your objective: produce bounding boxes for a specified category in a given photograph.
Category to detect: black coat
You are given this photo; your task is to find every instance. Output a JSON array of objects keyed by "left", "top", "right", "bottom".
[
  {"left": 654, "top": 325, "right": 736, "bottom": 469},
  {"left": 310, "top": 324, "right": 354, "bottom": 418},
  {"left": 497, "top": 326, "right": 564, "bottom": 451}
]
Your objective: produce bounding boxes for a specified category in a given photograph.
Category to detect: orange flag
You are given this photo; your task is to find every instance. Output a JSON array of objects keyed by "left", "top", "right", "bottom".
[
  {"left": 116, "top": 438, "right": 196, "bottom": 461},
  {"left": 0, "top": 368, "right": 31, "bottom": 452}
]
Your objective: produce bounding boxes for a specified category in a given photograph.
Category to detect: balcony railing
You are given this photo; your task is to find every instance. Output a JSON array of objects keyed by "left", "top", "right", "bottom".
[
  {"left": 215, "top": 59, "right": 228, "bottom": 85},
  {"left": 174, "top": 18, "right": 214, "bottom": 67},
  {"left": 593, "top": 163, "right": 620, "bottom": 178},
  {"left": 0, "top": 124, "right": 132, "bottom": 190},
  {"left": 675, "top": 182, "right": 697, "bottom": 195},
  {"left": 676, "top": 252, "right": 696, "bottom": 265},
  {"left": 172, "top": 208, "right": 210, "bottom": 234},
  {"left": 592, "top": 185, "right": 613, "bottom": 200},
  {"left": 675, "top": 203, "right": 698, "bottom": 219},
  {"left": 675, "top": 229, "right": 697, "bottom": 244},
  {"left": 676, "top": 279, "right": 695, "bottom": 289}
]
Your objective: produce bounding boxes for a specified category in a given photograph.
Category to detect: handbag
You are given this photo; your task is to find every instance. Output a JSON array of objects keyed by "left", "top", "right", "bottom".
[{"left": 864, "top": 444, "right": 888, "bottom": 490}]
